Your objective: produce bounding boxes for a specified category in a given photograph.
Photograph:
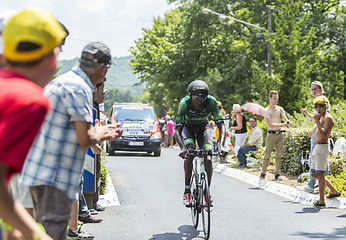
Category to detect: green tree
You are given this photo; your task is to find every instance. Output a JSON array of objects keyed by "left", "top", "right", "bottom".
[
  {"left": 103, "top": 88, "right": 135, "bottom": 114},
  {"left": 130, "top": 0, "right": 345, "bottom": 115}
]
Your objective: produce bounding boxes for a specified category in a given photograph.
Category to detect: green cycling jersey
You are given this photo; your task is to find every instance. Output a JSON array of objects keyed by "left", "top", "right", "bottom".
[{"left": 176, "top": 95, "right": 224, "bottom": 126}]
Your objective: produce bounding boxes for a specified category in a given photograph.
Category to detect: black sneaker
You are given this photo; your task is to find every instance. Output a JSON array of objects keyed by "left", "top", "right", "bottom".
[
  {"left": 259, "top": 173, "right": 265, "bottom": 180},
  {"left": 275, "top": 174, "right": 282, "bottom": 181},
  {"left": 94, "top": 204, "right": 105, "bottom": 211},
  {"left": 67, "top": 227, "right": 95, "bottom": 239}
]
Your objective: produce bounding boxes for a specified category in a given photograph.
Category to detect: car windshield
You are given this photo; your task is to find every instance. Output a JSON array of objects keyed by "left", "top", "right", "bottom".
[{"left": 113, "top": 106, "right": 155, "bottom": 122}]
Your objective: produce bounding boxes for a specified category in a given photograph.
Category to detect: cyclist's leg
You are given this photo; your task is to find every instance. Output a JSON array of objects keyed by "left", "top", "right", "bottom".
[
  {"left": 197, "top": 125, "right": 213, "bottom": 186},
  {"left": 184, "top": 145, "right": 195, "bottom": 193},
  {"left": 182, "top": 125, "right": 196, "bottom": 194}
]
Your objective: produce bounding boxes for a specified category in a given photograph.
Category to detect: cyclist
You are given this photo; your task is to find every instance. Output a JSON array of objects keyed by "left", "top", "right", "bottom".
[
  {"left": 175, "top": 80, "right": 228, "bottom": 206},
  {"left": 217, "top": 101, "right": 227, "bottom": 116}
]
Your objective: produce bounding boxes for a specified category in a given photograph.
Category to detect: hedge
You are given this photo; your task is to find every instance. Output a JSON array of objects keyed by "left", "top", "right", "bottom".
[{"left": 252, "top": 128, "right": 345, "bottom": 176}]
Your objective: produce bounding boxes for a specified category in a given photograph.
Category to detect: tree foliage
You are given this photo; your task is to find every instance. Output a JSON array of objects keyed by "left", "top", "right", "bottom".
[
  {"left": 103, "top": 88, "right": 135, "bottom": 114},
  {"left": 130, "top": 0, "right": 345, "bottom": 117}
]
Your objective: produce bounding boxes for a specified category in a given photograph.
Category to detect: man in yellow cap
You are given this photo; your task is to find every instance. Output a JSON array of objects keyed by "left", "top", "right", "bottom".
[
  {"left": 298, "top": 81, "right": 330, "bottom": 193},
  {"left": 0, "top": 7, "right": 66, "bottom": 240},
  {"left": 311, "top": 96, "right": 340, "bottom": 207}
]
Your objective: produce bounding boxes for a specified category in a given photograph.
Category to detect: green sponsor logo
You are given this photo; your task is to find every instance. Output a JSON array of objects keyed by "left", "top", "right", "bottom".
[
  {"left": 184, "top": 139, "right": 194, "bottom": 145},
  {"left": 203, "top": 144, "right": 213, "bottom": 150}
]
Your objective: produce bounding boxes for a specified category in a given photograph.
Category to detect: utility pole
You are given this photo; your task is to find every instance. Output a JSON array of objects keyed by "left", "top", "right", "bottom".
[{"left": 267, "top": 5, "right": 272, "bottom": 75}]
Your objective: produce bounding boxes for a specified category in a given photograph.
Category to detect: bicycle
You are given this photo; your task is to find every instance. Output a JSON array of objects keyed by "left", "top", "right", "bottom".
[{"left": 187, "top": 149, "right": 214, "bottom": 240}]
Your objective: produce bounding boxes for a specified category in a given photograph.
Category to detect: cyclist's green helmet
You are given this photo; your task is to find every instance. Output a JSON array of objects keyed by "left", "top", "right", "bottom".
[{"left": 187, "top": 80, "right": 209, "bottom": 97}]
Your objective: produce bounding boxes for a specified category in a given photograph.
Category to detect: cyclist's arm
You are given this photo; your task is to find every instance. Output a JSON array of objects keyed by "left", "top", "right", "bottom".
[
  {"left": 175, "top": 124, "right": 185, "bottom": 150},
  {"left": 175, "top": 97, "right": 188, "bottom": 150},
  {"left": 216, "top": 121, "right": 226, "bottom": 146}
]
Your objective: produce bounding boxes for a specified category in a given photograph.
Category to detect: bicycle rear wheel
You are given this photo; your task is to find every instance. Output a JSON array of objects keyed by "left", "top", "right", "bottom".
[
  {"left": 200, "top": 172, "right": 211, "bottom": 239},
  {"left": 190, "top": 173, "right": 199, "bottom": 228}
]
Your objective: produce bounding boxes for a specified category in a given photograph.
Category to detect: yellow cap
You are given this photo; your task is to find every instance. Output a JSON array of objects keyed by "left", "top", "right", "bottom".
[
  {"left": 313, "top": 96, "right": 327, "bottom": 105},
  {"left": 217, "top": 101, "right": 222, "bottom": 107},
  {"left": 3, "top": 8, "right": 66, "bottom": 62}
]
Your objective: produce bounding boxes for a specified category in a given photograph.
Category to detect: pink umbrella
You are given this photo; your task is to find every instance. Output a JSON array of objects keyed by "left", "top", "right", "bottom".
[{"left": 241, "top": 103, "right": 265, "bottom": 117}]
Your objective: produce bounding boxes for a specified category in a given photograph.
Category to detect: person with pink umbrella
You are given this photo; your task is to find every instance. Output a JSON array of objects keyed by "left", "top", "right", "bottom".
[{"left": 230, "top": 104, "right": 248, "bottom": 149}]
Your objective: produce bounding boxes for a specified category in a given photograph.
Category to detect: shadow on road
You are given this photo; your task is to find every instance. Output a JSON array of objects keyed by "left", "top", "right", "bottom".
[
  {"left": 295, "top": 207, "right": 321, "bottom": 214},
  {"left": 291, "top": 226, "right": 346, "bottom": 239},
  {"left": 148, "top": 225, "right": 202, "bottom": 240}
]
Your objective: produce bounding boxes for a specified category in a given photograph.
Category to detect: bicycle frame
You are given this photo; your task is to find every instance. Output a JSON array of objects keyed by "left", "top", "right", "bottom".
[{"left": 188, "top": 149, "right": 212, "bottom": 239}]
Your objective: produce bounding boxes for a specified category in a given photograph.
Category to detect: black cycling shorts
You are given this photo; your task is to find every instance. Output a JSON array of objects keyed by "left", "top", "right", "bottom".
[{"left": 181, "top": 123, "right": 213, "bottom": 150}]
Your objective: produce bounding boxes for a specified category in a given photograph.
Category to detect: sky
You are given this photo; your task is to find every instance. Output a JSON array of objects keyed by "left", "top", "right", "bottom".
[{"left": 0, "top": 0, "right": 176, "bottom": 60}]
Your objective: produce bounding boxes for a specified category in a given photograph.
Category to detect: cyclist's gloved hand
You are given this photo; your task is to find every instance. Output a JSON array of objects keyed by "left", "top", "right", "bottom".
[{"left": 179, "top": 149, "right": 187, "bottom": 159}]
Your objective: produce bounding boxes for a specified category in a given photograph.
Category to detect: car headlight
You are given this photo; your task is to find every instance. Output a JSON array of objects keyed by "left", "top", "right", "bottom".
[{"left": 150, "top": 132, "right": 161, "bottom": 139}]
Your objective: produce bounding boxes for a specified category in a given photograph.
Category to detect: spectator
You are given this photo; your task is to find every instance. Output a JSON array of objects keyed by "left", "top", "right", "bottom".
[
  {"left": 237, "top": 116, "right": 263, "bottom": 167},
  {"left": 99, "top": 89, "right": 110, "bottom": 125},
  {"left": 260, "top": 90, "right": 292, "bottom": 181},
  {"left": 230, "top": 104, "right": 248, "bottom": 149},
  {"left": 91, "top": 81, "right": 106, "bottom": 212},
  {"left": 20, "top": 42, "right": 122, "bottom": 239},
  {"left": 0, "top": 8, "right": 66, "bottom": 240},
  {"left": 159, "top": 117, "right": 166, "bottom": 145},
  {"left": 310, "top": 97, "right": 340, "bottom": 207},
  {"left": 218, "top": 101, "right": 227, "bottom": 117},
  {"left": 171, "top": 115, "right": 178, "bottom": 146},
  {"left": 7, "top": 19, "right": 70, "bottom": 240},
  {"left": 164, "top": 116, "right": 175, "bottom": 148},
  {"left": 70, "top": 84, "right": 104, "bottom": 239},
  {"left": 298, "top": 81, "right": 330, "bottom": 193},
  {"left": 68, "top": 171, "right": 101, "bottom": 240},
  {"left": 209, "top": 120, "right": 217, "bottom": 154}
]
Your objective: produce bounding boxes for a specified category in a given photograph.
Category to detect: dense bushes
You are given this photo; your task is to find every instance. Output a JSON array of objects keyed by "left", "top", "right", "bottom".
[
  {"left": 248, "top": 101, "right": 346, "bottom": 176},
  {"left": 251, "top": 128, "right": 345, "bottom": 176},
  {"left": 281, "top": 128, "right": 311, "bottom": 175},
  {"left": 100, "top": 150, "right": 109, "bottom": 195}
]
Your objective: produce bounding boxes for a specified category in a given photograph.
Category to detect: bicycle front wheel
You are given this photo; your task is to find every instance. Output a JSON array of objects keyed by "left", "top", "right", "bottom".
[
  {"left": 190, "top": 173, "right": 199, "bottom": 228},
  {"left": 200, "top": 172, "right": 211, "bottom": 239}
]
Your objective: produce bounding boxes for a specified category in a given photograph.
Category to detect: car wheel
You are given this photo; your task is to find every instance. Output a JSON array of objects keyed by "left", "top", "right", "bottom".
[{"left": 154, "top": 150, "right": 161, "bottom": 157}]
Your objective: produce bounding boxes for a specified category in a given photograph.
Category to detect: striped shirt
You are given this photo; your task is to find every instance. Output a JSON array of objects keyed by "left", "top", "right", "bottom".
[{"left": 21, "top": 66, "right": 94, "bottom": 200}]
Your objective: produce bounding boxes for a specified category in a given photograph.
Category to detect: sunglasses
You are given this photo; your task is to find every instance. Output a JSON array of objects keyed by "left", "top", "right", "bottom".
[
  {"left": 314, "top": 104, "right": 326, "bottom": 108},
  {"left": 192, "top": 95, "right": 207, "bottom": 102}
]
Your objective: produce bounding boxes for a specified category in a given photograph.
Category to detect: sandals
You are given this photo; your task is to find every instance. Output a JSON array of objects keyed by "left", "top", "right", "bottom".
[
  {"left": 326, "top": 192, "right": 341, "bottom": 199},
  {"left": 313, "top": 201, "right": 325, "bottom": 207}
]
